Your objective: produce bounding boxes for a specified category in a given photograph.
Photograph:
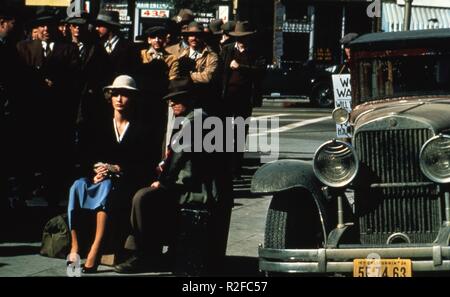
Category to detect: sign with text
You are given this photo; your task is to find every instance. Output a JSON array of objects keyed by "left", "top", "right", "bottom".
[
  {"left": 141, "top": 9, "right": 169, "bottom": 18},
  {"left": 332, "top": 74, "right": 352, "bottom": 138},
  {"left": 218, "top": 6, "right": 229, "bottom": 23},
  {"left": 26, "top": 0, "right": 70, "bottom": 6}
]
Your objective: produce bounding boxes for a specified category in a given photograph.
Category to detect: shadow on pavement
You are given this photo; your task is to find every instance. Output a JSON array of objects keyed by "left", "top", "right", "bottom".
[
  {"left": 222, "top": 256, "right": 262, "bottom": 276},
  {"left": 0, "top": 245, "right": 40, "bottom": 257},
  {"left": 0, "top": 206, "right": 65, "bottom": 243}
]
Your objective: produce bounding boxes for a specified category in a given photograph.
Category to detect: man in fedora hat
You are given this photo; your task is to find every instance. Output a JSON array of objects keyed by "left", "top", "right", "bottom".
[
  {"left": 114, "top": 77, "right": 215, "bottom": 274},
  {"left": 67, "top": 12, "right": 113, "bottom": 164},
  {"left": 95, "top": 10, "right": 139, "bottom": 80},
  {"left": 219, "top": 21, "right": 236, "bottom": 50},
  {"left": 205, "top": 19, "right": 223, "bottom": 54},
  {"left": 166, "top": 8, "right": 194, "bottom": 58},
  {"left": 339, "top": 32, "right": 359, "bottom": 74},
  {"left": 16, "top": 9, "right": 80, "bottom": 206},
  {"left": 0, "top": 5, "right": 23, "bottom": 204},
  {"left": 176, "top": 21, "right": 220, "bottom": 115},
  {"left": 221, "top": 21, "right": 266, "bottom": 179},
  {"left": 135, "top": 25, "right": 178, "bottom": 161}
]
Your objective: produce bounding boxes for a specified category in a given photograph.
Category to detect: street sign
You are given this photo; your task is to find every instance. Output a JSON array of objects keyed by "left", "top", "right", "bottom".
[
  {"left": 332, "top": 74, "right": 352, "bottom": 138},
  {"left": 141, "top": 9, "right": 169, "bottom": 18}
]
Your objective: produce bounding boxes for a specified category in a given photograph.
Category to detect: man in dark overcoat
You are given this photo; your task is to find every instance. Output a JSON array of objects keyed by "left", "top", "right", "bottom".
[
  {"left": 114, "top": 77, "right": 231, "bottom": 275},
  {"left": 16, "top": 10, "right": 80, "bottom": 206},
  {"left": 0, "top": 6, "right": 23, "bottom": 205},
  {"left": 67, "top": 13, "right": 112, "bottom": 166},
  {"left": 221, "top": 21, "right": 266, "bottom": 178},
  {"left": 95, "top": 10, "right": 139, "bottom": 82},
  {"left": 135, "top": 26, "right": 178, "bottom": 160}
]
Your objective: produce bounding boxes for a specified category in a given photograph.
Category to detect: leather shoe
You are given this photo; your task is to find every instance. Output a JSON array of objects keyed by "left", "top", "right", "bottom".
[
  {"left": 114, "top": 255, "right": 147, "bottom": 274},
  {"left": 81, "top": 264, "right": 98, "bottom": 274}
]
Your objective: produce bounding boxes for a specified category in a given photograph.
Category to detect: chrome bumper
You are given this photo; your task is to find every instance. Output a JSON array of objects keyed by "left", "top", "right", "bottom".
[{"left": 259, "top": 245, "right": 450, "bottom": 274}]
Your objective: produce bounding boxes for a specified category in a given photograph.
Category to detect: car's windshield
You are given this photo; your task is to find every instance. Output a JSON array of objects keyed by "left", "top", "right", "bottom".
[{"left": 354, "top": 49, "right": 450, "bottom": 104}]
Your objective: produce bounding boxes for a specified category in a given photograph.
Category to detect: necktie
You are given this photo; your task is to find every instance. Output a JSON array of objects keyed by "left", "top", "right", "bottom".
[
  {"left": 105, "top": 41, "right": 112, "bottom": 54},
  {"left": 43, "top": 43, "right": 51, "bottom": 58},
  {"left": 78, "top": 42, "right": 85, "bottom": 58}
]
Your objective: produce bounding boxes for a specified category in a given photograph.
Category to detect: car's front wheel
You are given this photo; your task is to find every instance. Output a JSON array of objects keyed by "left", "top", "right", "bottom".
[
  {"left": 310, "top": 82, "right": 334, "bottom": 108},
  {"left": 264, "top": 189, "right": 323, "bottom": 249}
]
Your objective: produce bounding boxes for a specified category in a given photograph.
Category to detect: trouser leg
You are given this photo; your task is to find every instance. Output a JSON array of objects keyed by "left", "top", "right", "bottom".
[{"left": 125, "top": 187, "right": 178, "bottom": 259}]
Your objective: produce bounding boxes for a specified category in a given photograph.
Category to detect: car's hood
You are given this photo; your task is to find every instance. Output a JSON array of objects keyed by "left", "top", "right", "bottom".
[{"left": 351, "top": 97, "right": 450, "bottom": 133}]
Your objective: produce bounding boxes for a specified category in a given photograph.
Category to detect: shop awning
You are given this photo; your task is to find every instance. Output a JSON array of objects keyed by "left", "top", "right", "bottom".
[{"left": 382, "top": 2, "right": 450, "bottom": 32}]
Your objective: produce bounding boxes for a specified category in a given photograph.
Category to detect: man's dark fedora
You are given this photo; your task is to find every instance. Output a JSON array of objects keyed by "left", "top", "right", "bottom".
[
  {"left": 31, "top": 9, "right": 58, "bottom": 27},
  {"left": 173, "top": 8, "right": 194, "bottom": 25},
  {"left": 209, "top": 19, "right": 224, "bottom": 35},
  {"left": 163, "top": 77, "right": 195, "bottom": 101},
  {"left": 340, "top": 33, "right": 359, "bottom": 46},
  {"left": 144, "top": 26, "right": 168, "bottom": 38},
  {"left": 96, "top": 10, "right": 122, "bottom": 28},
  {"left": 221, "top": 21, "right": 236, "bottom": 35},
  {"left": 66, "top": 12, "right": 89, "bottom": 26},
  {"left": 229, "top": 21, "right": 256, "bottom": 37},
  {"left": 180, "top": 21, "right": 206, "bottom": 36}
]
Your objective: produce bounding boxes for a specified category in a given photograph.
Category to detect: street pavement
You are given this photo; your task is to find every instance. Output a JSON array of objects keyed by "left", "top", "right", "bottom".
[{"left": 0, "top": 100, "right": 335, "bottom": 277}]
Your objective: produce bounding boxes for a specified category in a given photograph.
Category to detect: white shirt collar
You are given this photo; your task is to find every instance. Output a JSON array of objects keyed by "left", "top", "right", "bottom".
[
  {"left": 113, "top": 119, "right": 130, "bottom": 143},
  {"left": 189, "top": 48, "right": 201, "bottom": 60},
  {"left": 234, "top": 42, "right": 246, "bottom": 53},
  {"left": 42, "top": 40, "right": 55, "bottom": 51},
  {"left": 105, "top": 35, "right": 119, "bottom": 53}
]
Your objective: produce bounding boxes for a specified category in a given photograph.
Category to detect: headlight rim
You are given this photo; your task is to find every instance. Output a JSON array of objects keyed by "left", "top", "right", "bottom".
[
  {"left": 313, "top": 139, "right": 359, "bottom": 188},
  {"left": 332, "top": 107, "right": 350, "bottom": 125},
  {"left": 419, "top": 134, "right": 450, "bottom": 184}
]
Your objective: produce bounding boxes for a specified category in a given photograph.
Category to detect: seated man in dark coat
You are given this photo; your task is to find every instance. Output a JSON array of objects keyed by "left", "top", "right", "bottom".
[{"left": 114, "top": 77, "right": 219, "bottom": 274}]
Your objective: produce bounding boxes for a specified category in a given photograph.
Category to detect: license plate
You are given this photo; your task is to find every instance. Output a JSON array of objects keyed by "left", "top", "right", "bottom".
[{"left": 353, "top": 259, "right": 412, "bottom": 277}]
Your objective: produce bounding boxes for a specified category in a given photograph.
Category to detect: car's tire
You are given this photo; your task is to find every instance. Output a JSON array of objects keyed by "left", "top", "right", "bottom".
[
  {"left": 311, "top": 82, "right": 334, "bottom": 109},
  {"left": 264, "top": 189, "right": 323, "bottom": 249}
]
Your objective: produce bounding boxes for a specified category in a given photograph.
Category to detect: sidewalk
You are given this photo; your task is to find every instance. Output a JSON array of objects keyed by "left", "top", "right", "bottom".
[{"left": 0, "top": 161, "right": 271, "bottom": 277}]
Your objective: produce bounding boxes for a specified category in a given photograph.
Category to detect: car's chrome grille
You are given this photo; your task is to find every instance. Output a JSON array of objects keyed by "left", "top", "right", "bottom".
[
  {"left": 356, "top": 194, "right": 441, "bottom": 244},
  {"left": 354, "top": 129, "right": 441, "bottom": 244}
]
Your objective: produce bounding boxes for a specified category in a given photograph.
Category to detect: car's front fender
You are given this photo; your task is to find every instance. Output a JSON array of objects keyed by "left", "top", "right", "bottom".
[
  {"left": 251, "top": 159, "right": 324, "bottom": 196},
  {"left": 251, "top": 159, "right": 331, "bottom": 245}
]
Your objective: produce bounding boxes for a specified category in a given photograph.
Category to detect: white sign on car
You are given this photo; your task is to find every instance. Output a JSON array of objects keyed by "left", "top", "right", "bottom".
[{"left": 332, "top": 74, "right": 352, "bottom": 138}]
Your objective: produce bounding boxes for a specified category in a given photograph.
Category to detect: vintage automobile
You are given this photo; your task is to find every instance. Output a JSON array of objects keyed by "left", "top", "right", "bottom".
[
  {"left": 262, "top": 61, "right": 336, "bottom": 108},
  {"left": 251, "top": 28, "right": 450, "bottom": 276}
]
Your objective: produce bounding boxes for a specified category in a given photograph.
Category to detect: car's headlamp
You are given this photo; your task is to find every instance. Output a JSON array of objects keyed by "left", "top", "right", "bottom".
[
  {"left": 332, "top": 107, "right": 349, "bottom": 125},
  {"left": 420, "top": 134, "right": 450, "bottom": 184},
  {"left": 313, "top": 140, "right": 358, "bottom": 188}
]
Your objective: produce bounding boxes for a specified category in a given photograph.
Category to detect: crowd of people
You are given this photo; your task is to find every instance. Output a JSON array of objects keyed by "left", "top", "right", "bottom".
[{"left": 1, "top": 6, "right": 266, "bottom": 275}]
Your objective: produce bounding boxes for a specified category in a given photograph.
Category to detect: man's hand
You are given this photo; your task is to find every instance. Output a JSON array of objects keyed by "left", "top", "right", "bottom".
[
  {"left": 45, "top": 78, "right": 53, "bottom": 88},
  {"left": 93, "top": 172, "right": 106, "bottom": 184},
  {"left": 150, "top": 181, "right": 161, "bottom": 189},
  {"left": 230, "top": 60, "right": 240, "bottom": 70}
]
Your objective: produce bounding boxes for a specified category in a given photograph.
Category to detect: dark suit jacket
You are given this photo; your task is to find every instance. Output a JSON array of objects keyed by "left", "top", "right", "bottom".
[
  {"left": 16, "top": 39, "right": 80, "bottom": 150},
  {"left": 104, "top": 38, "right": 140, "bottom": 82},
  {"left": 158, "top": 109, "right": 214, "bottom": 204},
  {"left": 220, "top": 43, "right": 266, "bottom": 103},
  {"left": 77, "top": 42, "right": 112, "bottom": 127},
  {"left": 16, "top": 39, "right": 80, "bottom": 123}
]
